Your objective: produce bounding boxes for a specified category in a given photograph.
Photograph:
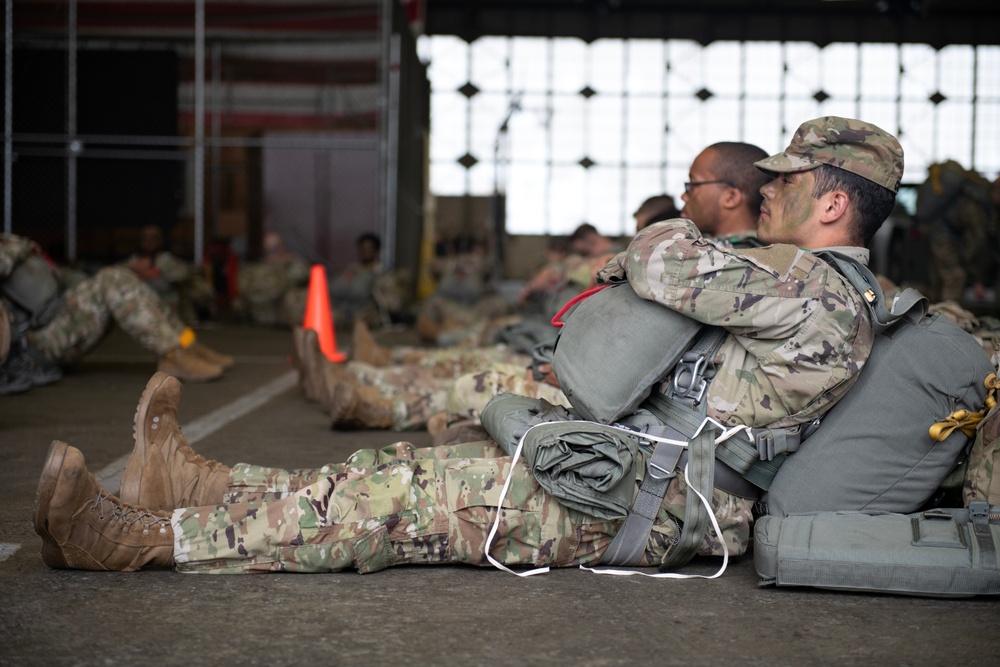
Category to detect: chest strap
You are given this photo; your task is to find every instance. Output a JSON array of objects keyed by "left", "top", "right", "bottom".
[
  {"left": 600, "top": 327, "right": 726, "bottom": 569},
  {"left": 599, "top": 324, "right": 814, "bottom": 568}
]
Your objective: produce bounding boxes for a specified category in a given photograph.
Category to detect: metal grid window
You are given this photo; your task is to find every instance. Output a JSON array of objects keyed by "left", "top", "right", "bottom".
[{"left": 419, "top": 36, "right": 1000, "bottom": 237}]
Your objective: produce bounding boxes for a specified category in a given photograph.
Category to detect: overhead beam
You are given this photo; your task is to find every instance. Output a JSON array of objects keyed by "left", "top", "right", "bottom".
[{"left": 424, "top": 1, "right": 1000, "bottom": 47}]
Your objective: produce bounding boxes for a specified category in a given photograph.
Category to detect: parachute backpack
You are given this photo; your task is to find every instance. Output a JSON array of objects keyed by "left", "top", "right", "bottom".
[
  {"left": 754, "top": 253, "right": 999, "bottom": 597},
  {"left": 762, "top": 251, "right": 995, "bottom": 515}
]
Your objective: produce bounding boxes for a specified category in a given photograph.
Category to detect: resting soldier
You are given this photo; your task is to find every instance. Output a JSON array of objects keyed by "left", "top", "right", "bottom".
[
  {"left": 1, "top": 233, "right": 233, "bottom": 393},
  {"left": 34, "top": 116, "right": 900, "bottom": 574},
  {"left": 679, "top": 141, "right": 770, "bottom": 246}
]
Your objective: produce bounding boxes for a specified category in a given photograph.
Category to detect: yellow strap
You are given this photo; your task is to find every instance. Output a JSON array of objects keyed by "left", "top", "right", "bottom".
[
  {"left": 929, "top": 409, "right": 983, "bottom": 441},
  {"left": 985, "top": 373, "right": 999, "bottom": 411},
  {"left": 178, "top": 327, "right": 197, "bottom": 349},
  {"left": 928, "top": 373, "right": 999, "bottom": 441}
]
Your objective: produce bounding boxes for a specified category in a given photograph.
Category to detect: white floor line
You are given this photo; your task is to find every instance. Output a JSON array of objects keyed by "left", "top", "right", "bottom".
[
  {"left": 94, "top": 370, "right": 298, "bottom": 493},
  {"left": 82, "top": 354, "right": 289, "bottom": 364},
  {"left": 0, "top": 543, "right": 20, "bottom": 562}
]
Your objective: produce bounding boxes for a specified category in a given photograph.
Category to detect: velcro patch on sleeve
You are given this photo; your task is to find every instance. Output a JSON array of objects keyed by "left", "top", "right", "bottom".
[{"left": 733, "top": 245, "right": 810, "bottom": 281}]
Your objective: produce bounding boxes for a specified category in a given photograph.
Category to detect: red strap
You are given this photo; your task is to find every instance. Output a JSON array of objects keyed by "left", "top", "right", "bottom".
[{"left": 551, "top": 284, "right": 611, "bottom": 328}]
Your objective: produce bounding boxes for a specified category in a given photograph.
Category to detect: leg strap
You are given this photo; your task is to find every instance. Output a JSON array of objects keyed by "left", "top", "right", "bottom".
[{"left": 598, "top": 420, "right": 720, "bottom": 569}]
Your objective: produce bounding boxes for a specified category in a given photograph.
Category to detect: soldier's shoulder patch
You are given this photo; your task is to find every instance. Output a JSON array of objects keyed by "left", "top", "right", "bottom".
[{"left": 735, "top": 245, "right": 814, "bottom": 281}]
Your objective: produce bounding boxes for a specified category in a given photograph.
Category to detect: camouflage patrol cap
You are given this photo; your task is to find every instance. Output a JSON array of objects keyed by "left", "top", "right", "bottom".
[{"left": 755, "top": 116, "right": 904, "bottom": 192}]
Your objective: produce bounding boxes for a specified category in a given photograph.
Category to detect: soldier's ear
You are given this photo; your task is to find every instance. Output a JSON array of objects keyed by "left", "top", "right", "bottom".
[
  {"left": 817, "top": 189, "right": 850, "bottom": 225},
  {"left": 720, "top": 185, "right": 742, "bottom": 210}
]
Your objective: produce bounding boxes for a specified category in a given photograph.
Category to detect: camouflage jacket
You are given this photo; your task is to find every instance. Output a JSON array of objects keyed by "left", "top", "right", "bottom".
[
  {"left": 122, "top": 251, "right": 193, "bottom": 285},
  {"left": 0, "top": 234, "right": 41, "bottom": 279},
  {"left": 598, "top": 218, "right": 874, "bottom": 430}
]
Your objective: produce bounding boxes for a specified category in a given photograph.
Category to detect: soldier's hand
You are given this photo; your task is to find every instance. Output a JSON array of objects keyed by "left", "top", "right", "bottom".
[
  {"left": 529, "top": 363, "right": 562, "bottom": 388},
  {"left": 595, "top": 251, "right": 628, "bottom": 284}
]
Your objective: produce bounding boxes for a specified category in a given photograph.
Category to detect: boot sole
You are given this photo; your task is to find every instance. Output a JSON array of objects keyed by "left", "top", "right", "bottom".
[
  {"left": 33, "top": 440, "right": 71, "bottom": 569},
  {"left": 120, "top": 372, "right": 176, "bottom": 506}
]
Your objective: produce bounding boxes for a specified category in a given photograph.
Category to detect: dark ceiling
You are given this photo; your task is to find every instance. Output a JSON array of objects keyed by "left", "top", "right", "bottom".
[
  {"left": 9, "top": 2, "right": 1000, "bottom": 47},
  {"left": 424, "top": 0, "right": 1000, "bottom": 47}
]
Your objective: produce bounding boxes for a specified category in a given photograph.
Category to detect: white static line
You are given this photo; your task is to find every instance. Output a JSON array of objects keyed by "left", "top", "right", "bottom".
[{"left": 94, "top": 370, "right": 298, "bottom": 493}]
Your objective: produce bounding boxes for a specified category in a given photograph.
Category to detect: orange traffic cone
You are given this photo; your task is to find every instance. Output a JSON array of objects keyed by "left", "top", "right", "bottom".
[{"left": 303, "top": 264, "right": 347, "bottom": 363}]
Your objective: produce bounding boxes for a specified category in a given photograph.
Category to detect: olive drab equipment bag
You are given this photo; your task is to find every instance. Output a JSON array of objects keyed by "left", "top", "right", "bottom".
[
  {"left": 548, "top": 282, "right": 702, "bottom": 424},
  {"left": 0, "top": 254, "right": 63, "bottom": 329},
  {"left": 752, "top": 255, "right": 1000, "bottom": 597},
  {"left": 753, "top": 504, "right": 1000, "bottom": 597}
]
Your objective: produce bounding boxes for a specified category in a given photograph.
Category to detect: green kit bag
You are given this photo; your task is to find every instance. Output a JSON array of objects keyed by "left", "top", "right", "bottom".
[{"left": 549, "top": 282, "right": 701, "bottom": 424}]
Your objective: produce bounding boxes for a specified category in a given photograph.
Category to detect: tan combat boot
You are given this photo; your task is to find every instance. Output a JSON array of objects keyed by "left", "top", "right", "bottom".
[
  {"left": 329, "top": 381, "right": 394, "bottom": 430},
  {"left": 189, "top": 342, "right": 235, "bottom": 369},
  {"left": 351, "top": 320, "right": 392, "bottom": 367},
  {"left": 120, "top": 372, "right": 230, "bottom": 511},
  {"left": 34, "top": 441, "right": 173, "bottom": 571},
  {"left": 292, "top": 326, "right": 327, "bottom": 403},
  {"left": 0, "top": 300, "right": 10, "bottom": 366},
  {"left": 317, "top": 361, "right": 350, "bottom": 410},
  {"left": 157, "top": 346, "right": 223, "bottom": 383},
  {"left": 415, "top": 311, "right": 444, "bottom": 343}
]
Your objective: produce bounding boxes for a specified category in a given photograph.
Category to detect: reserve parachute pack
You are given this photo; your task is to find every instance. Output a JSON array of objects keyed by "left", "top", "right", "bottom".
[{"left": 548, "top": 281, "right": 701, "bottom": 424}]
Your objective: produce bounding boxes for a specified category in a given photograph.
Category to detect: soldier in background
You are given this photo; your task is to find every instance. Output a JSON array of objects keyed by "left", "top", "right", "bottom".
[
  {"left": 915, "top": 160, "right": 995, "bottom": 304},
  {"left": 633, "top": 194, "right": 680, "bottom": 232},
  {"left": 327, "top": 232, "right": 401, "bottom": 330},
  {"left": 0, "top": 233, "right": 233, "bottom": 394},
  {"left": 568, "top": 222, "right": 620, "bottom": 257},
  {"left": 122, "top": 224, "right": 213, "bottom": 325},
  {"left": 679, "top": 141, "right": 770, "bottom": 247},
  {"left": 415, "top": 235, "right": 512, "bottom": 344},
  {"left": 233, "top": 231, "right": 311, "bottom": 327}
]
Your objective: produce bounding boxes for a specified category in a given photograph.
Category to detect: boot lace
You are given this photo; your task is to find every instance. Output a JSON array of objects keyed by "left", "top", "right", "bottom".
[{"left": 91, "top": 490, "right": 171, "bottom": 533}]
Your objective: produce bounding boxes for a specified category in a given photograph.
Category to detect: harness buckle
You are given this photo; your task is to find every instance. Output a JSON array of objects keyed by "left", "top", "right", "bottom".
[
  {"left": 648, "top": 461, "right": 678, "bottom": 481},
  {"left": 671, "top": 352, "right": 714, "bottom": 406}
]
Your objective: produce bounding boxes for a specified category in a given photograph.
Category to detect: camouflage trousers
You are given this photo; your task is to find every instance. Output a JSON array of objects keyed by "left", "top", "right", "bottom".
[
  {"left": 345, "top": 358, "right": 565, "bottom": 431},
  {"left": 27, "top": 266, "right": 184, "bottom": 364},
  {"left": 445, "top": 363, "right": 571, "bottom": 419},
  {"left": 172, "top": 440, "right": 754, "bottom": 574},
  {"left": 384, "top": 343, "right": 530, "bottom": 379},
  {"left": 344, "top": 347, "right": 532, "bottom": 430}
]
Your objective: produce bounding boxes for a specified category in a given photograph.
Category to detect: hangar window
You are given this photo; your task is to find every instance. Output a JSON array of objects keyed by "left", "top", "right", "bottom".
[{"left": 419, "top": 36, "right": 1000, "bottom": 237}]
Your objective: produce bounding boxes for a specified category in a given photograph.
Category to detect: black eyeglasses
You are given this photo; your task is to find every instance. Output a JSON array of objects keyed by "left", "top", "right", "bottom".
[{"left": 684, "top": 180, "right": 735, "bottom": 194}]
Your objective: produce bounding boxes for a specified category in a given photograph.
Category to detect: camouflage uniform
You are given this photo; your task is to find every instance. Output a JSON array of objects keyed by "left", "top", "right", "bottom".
[
  {"left": 962, "top": 372, "right": 1000, "bottom": 507},
  {"left": 915, "top": 161, "right": 995, "bottom": 302},
  {"left": 122, "top": 250, "right": 193, "bottom": 299},
  {"left": 445, "top": 362, "right": 571, "bottom": 420},
  {"left": 346, "top": 346, "right": 532, "bottom": 430},
  {"left": 171, "top": 218, "right": 873, "bottom": 574},
  {"left": 329, "top": 262, "right": 385, "bottom": 328},
  {"left": 0, "top": 234, "right": 185, "bottom": 365},
  {"left": 174, "top": 439, "right": 748, "bottom": 574},
  {"left": 122, "top": 250, "right": 211, "bottom": 325},
  {"left": 236, "top": 257, "right": 310, "bottom": 327},
  {"left": 417, "top": 250, "right": 514, "bottom": 343},
  {"left": 375, "top": 343, "right": 529, "bottom": 379}
]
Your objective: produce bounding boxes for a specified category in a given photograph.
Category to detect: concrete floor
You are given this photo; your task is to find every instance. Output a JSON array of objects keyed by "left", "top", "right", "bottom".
[{"left": 1, "top": 323, "right": 998, "bottom": 667}]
